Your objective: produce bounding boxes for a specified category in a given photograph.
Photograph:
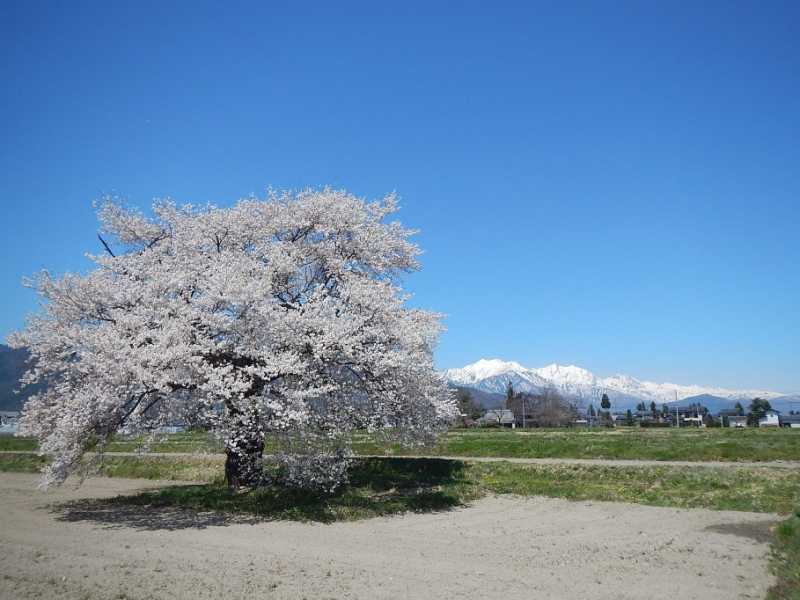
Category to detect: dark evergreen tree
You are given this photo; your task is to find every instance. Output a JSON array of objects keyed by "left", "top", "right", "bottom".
[
  {"left": 747, "top": 398, "right": 772, "bottom": 427},
  {"left": 505, "top": 381, "right": 515, "bottom": 409},
  {"left": 456, "top": 388, "right": 482, "bottom": 421},
  {"left": 624, "top": 409, "right": 634, "bottom": 426},
  {"left": 598, "top": 393, "right": 611, "bottom": 427}
]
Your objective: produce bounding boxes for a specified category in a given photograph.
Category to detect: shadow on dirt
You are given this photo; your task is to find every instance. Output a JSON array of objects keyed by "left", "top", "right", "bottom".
[
  {"left": 52, "top": 458, "right": 471, "bottom": 531},
  {"left": 705, "top": 520, "right": 778, "bottom": 544}
]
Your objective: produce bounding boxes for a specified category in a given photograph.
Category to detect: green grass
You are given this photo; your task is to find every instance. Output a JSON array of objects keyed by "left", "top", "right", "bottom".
[
  {"left": 353, "top": 427, "right": 800, "bottom": 462},
  {"left": 5, "top": 427, "right": 800, "bottom": 462},
  {"left": 0, "top": 435, "right": 38, "bottom": 451},
  {"left": 90, "top": 460, "right": 800, "bottom": 519},
  {"left": 0, "top": 430, "right": 222, "bottom": 453},
  {"left": 0, "top": 452, "right": 224, "bottom": 482},
  {"left": 472, "top": 462, "right": 800, "bottom": 514},
  {"left": 104, "top": 458, "right": 477, "bottom": 523},
  {"left": 0, "top": 453, "right": 47, "bottom": 472},
  {"left": 769, "top": 508, "right": 800, "bottom": 600},
  {"left": 98, "top": 455, "right": 225, "bottom": 482}
]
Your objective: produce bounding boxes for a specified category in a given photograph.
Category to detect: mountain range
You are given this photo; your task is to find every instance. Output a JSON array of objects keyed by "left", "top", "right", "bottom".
[
  {"left": 2, "top": 348, "right": 798, "bottom": 415},
  {"left": 444, "top": 358, "right": 799, "bottom": 413},
  {"left": 0, "top": 345, "right": 40, "bottom": 412}
]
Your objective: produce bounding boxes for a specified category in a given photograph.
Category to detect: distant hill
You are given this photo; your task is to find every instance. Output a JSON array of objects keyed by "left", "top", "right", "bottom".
[
  {"left": 449, "top": 384, "right": 505, "bottom": 410},
  {"left": 767, "top": 395, "right": 800, "bottom": 414},
  {"left": 667, "top": 393, "right": 800, "bottom": 415},
  {"left": 0, "top": 344, "right": 38, "bottom": 412},
  {"left": 667, "top": 394, "right": 738, "bottom": 414},
  {"left": 444, "top": 358, "right": 783, "bottom": 410}
]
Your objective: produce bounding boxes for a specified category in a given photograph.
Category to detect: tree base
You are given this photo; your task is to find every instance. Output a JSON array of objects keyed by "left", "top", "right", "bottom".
[{"left": 224, "top": 441, "right": 264, "bottom": 489}]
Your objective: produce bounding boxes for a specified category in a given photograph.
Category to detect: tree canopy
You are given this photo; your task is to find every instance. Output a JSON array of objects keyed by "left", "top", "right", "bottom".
[
  {"left": 11, "top": 189, "right": 456, "bottom": 488},
  {"left": 747, "top": 398, "right": 773, "bottom": 427}
]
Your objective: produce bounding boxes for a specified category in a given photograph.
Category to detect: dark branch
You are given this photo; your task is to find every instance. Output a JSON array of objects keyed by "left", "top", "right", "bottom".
[{"left": 97, "top": 234, "right": 116, "bottom": 257}]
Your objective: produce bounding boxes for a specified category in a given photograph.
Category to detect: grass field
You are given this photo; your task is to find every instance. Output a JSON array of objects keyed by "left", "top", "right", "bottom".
[
  {"left": 0, "top": 430, "right": 224, "bottom": 454},
  {"left": 3, "top": 426, "right": 800, "bottom": 462},
  {"left": 357, "top": 427, "right": 800, "bottom": 462}
]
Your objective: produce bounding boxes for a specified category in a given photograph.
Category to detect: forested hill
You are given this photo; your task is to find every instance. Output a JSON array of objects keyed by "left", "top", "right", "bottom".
[{"left": 0, "top": 345, "right": 35, "bottom": 411}]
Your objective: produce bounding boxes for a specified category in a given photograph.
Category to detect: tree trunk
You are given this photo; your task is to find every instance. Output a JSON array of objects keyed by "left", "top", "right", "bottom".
[{"left": 225, "top": 434, "right": 265, "bottom": 489}]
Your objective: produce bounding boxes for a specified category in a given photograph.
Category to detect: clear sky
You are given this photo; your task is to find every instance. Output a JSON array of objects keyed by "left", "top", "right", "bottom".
[{"left": 1, "top": 2, "right": 798, "bottom": 392}]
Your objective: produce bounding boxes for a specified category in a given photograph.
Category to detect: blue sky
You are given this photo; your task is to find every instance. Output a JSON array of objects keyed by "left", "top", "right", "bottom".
[{"left": 1, "top": 2, "right": 798, "bottom": 391}]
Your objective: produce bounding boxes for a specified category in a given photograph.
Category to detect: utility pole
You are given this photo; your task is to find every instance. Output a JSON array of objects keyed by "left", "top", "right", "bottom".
[{"left": 675, "top": 390, "right": 679, "bottom": 428}]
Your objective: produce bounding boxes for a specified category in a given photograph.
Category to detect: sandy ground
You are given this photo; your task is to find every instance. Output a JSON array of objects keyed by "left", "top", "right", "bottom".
[{"left": 0, "top": 473, "right": 777, "bottom": 600}]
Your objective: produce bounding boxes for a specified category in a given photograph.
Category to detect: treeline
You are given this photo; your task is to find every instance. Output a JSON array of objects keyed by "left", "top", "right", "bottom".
[
  {"left": 456, "top": 384, "right": 578, "bottom": 427},
  {"left": 455, "top": 382, "right": 781, "bottom": 429}
]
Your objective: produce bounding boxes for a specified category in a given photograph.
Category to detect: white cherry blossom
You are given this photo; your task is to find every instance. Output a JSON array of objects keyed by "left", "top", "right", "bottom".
[{"left": 10, "top": 188, "right": 456, "bottom": 489}]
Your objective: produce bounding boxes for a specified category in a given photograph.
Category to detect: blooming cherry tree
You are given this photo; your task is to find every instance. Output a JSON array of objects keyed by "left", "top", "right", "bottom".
[{"left": 10, "top": 189, "right": 456, "bottom": 489}]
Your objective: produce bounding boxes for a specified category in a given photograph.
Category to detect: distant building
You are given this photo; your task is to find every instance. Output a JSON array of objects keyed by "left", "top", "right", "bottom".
[
  {"left": 759, "top": 410, "right": 781, "bottom": 427},
  {"left": 156, "top": 425, "right": 186, "bottom": 434},
  {"left": 611, "top": 413, "right": 627, "bottom": 426},
  {"left": 0, "top": 411, "right": 19, "bottom": 425},
  {"left": 727, "top": 415, "right": 747, "bottom": 428},
  {"left": 0, "top": 411, "right": 20, "bottom": 433},
  {"left": 479, "top": 409, "right": 515, "bottom": 427},
  {"left": 779, "top": 414, "right": 800, "bottom": 428}
]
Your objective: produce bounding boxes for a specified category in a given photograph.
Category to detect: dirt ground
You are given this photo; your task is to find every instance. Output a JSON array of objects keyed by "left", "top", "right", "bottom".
[{"left": 0, "top": 473, "right": 777, "bottom": 600}]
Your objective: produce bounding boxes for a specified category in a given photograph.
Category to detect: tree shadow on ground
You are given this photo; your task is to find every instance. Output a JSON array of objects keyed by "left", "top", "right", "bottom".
[
  {"left": 52, "top": 458, "right": 472, "bottom": 531},
  {"left": 705, "top": 520, "right": 778, "bottom": 544}
]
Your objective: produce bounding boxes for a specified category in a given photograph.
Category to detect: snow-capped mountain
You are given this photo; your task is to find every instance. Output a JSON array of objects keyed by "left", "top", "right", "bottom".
[{"left": 444, "top": 358, "right": 784, "bottom": 409}]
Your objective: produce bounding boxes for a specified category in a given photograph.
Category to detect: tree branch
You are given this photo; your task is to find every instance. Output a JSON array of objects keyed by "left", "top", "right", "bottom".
[{"left": 97, "top": 234, "right": 116, "bottom": 257}]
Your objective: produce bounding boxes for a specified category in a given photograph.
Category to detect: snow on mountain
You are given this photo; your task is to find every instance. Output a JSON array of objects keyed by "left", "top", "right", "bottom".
[
  {"left": 446, "top": 359, "right": 526, "bottom": 383},
  {"left": 532, "top": 364, "right": 597, "bottom": 395},
  {"left": 443, "top": 358, "right": 783, "bottom": 409},
  {"left": 444, "top": 359, "right": 550, "bottom": 395}
]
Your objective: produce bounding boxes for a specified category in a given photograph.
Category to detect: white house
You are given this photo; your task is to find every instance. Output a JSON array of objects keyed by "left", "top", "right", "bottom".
[
  {"left": 727, "top": 415, "right": 747, "bottom": 428},
  {"left": 479, "top": 409, "right": 515, "bottom": 427},
  {"left": 0, "top": 411, "right": 20, "bottom": 434},
  {"left": 758, "top": 410, "right": 781, "bottom": 427}
]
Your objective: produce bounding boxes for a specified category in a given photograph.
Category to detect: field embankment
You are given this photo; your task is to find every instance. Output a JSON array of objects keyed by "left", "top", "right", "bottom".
[{"left": 4, "top": 427, "right": 800, "bottom": 462}]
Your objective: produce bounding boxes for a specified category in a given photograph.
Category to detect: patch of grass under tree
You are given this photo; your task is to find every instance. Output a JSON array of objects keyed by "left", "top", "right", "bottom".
[
  {"left": 4, "top": 453, "right": 796, "bottom": 519},
  {"left": 768, "top": 508, "right": 800, "bottom": 600},
  {"left": 103, "top": 458, "right": 477, "bottom": 523}
]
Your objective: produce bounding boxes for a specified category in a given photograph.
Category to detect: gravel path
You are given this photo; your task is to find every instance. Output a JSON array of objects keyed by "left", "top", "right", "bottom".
[
  {"left": 368, "top": 454, "right": 800, "bottom": 469},
  {"left": 4, "top": 449, "right": 800, "bottom": 470},
  {"left": 0, "top": 472, "right": 778, "bottom": 600}
]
